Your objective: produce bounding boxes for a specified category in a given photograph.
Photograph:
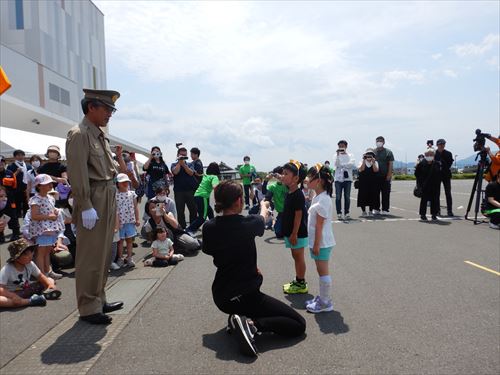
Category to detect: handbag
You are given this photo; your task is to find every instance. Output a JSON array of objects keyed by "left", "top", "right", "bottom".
[{"left": 413, "top": 185, "right": 423, "bottom": 198}]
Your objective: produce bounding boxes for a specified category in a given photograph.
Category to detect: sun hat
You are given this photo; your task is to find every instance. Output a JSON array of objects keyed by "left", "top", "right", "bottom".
[
  {"left": 34, "top": 174, "right": 54, "bottom": 186},
  {"left": 45, "top": 145, "right": 61, "bottom": 157},
  {"left": 7, "top": 238, "right": 37, "bottom": 263}
]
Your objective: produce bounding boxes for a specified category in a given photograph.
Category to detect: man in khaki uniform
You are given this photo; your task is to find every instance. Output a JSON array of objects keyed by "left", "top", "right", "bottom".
[{"left": 66, "top": 89, "right": 126, "bottom": 324}]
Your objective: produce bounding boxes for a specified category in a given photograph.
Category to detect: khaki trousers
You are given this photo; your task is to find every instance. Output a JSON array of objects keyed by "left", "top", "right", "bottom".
[{"left": 75, "top": 181, "right": 116, "bottom": 316}]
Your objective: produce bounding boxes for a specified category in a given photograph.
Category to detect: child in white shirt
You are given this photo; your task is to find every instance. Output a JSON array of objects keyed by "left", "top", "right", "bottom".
[{"left": 144, "top": 228, "right": 184, "bottom": 267}]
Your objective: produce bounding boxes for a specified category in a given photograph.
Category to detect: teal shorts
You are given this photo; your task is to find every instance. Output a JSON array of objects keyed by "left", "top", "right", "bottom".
[
  {"left": 284, "top": 236, "right": 309, "bottom": 249},
  {"left": 309, "top": 246, "right": 333, "bottom": 261}
]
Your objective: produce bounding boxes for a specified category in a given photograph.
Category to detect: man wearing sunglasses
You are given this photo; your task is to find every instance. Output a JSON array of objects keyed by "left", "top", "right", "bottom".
[{"left": 66, "top": 89, "right": 127, "bottom": 325}]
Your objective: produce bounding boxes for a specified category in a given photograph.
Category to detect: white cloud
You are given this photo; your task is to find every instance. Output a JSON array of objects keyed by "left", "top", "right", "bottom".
[
  {"left": 381, "top": 70, "right": 425, "bottom": 87},
  {"left": 432, "top": 53, "right": 443, "bottom": 60},
  {"left": 451, "top": 33, "right": 500, "bottom": 57},
  {"left": 443, "top": 69, "right": 458, "bottom": 78}
]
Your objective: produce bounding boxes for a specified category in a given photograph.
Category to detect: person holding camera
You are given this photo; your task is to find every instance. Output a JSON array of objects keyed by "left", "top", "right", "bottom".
[
  {"left": 484, "top": 171, "right": 500, "bottom": 229},
  {"left": 334, "top": 140, "right": 355, "bottom": 220},
  {"left": 434, "top": 139, "right": 454, "bottom": 217},
  {"left": 357, "top": 149, "right": 379, "bottom": 217},
  {"left": 143, "top": 146, "right": 170, "bottom": 200},
  {"left": 374, "top": 136, "right": 394, "bottom": 215},
  {"left": 415, "top": 148, "right": 441, "bottom": 221},
  {"left": 485, "top": 135, "right": 500, "bottom": 183},
  {"left": 171, "top": 147, "right": 198, "bottom": 229}
]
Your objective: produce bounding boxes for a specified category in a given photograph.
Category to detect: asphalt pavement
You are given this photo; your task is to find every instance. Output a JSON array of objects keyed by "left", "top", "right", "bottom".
[{"left": 1, "top": 180, "right": 499, "bottom": 374}]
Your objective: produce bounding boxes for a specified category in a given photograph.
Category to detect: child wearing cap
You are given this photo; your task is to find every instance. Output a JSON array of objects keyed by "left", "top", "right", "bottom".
[
  {"left": 28, "top": 174, "right": 65, "bottom": 279},
  {"left": 116, "top": 173, "right": 140, "bottom": 267},
  {"left": 0, "top": 239, "right": 62, "bottom": 308}
]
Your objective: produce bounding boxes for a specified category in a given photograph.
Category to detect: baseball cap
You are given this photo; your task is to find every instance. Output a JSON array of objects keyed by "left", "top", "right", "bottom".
[
  {"left": 116, "top": 173, "right": 131, "bottom": 183},
  {"left": 35, "top": 174, "right": 54, "bottom": 186}
]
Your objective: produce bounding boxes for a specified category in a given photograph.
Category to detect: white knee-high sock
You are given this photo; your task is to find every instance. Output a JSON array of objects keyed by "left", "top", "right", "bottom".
[{"left": 319, "top": 275, "right": 332, "bottom": 303}]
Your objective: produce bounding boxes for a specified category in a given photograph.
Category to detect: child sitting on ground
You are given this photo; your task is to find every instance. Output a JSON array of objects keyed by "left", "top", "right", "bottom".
[
  {"left": 144, "top": 228, "right": 184, "bottom": 267},
  {"left": 0, "top": 239, "right": 62, "bottom": 307}
]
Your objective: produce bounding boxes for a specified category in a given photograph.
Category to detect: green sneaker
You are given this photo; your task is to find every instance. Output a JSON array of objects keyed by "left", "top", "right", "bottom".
[{"left": 283, "top": 280, "right": 308, "bottom": 294}]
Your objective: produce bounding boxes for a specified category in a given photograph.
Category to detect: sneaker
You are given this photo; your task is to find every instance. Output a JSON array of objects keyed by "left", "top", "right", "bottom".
[
  {"left": 116, "top": 258, "right": 125, "bottom": 268},
  {"left": 337, "top": 214, "right": 343, "bottom": 221},
  {"left": 42, "top": 288, "right": 62, "bottom": 300},
  {"left": 229, "top": 314, "right": 258, "bottom": 357},
  {"left": 144, "top": 258, "right": 154, "bottom": 266},
  {"left": 344, "top": 213, "right": 350, "bottom": 220},
  {"left": 244, "top": 205, "right": 250, "bottom": 210},
  {"left": 29, "top": 294, "right": 47, "bottom": 307},
  {"left": 126, "top": 258, "right": 136, "bottom": 268},
  {"left": 306, "top": 298, "right": 334, "bottom": 313},
  {"left": 420, "top": 215, "right": 428, "bottom": 221},
  {"left": 361, "top": 211, "right": 367, "bottom": 217},
  {"left": 110, "top": 262, "right": 120, "bottom": 270},
  {"left": 372, "top": 210, "right": 380, "bottom": 215},
  {"left": 489, "top": 222, "right": 499, "bottom": 229},
  {"left": 47, "top": 271, "right": 63, "bottom": 280},
  {"left": 305, "top": 295, "right": 321, "bottom": 307},
  {"left": 283, "top": 280, "right": 308, "bottom": 294},
  {"left": 431, "top": 215, "right": 438, "bottom": 221},
  {"left": 367, "top": 211, "right": 373, "bottom": 217},
  {"left": 381, "top": 210, "right": 390, "bottom": 215},
  {"left": 172, "top": 254, "right": 185, "bottom": 262}
]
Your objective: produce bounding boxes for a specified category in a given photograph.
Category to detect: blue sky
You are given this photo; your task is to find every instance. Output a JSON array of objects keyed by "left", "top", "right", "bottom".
[{"left": 95, "top": 1, "right": 499, "bottom": 170}]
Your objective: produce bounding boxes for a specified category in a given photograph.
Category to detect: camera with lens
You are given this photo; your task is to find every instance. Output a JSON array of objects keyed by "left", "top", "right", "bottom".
[
  {"left": 473, "top": 129, "right": 490, "bottom": 152},
  {"left": 178, "top": 156, "right": 188, "bottom": 161},
  {"left": 175, "top": 142, "right": 183, "bottom": 149}
]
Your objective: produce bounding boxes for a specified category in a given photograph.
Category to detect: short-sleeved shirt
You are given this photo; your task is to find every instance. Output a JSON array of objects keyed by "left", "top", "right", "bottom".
[
  {"left": 38, "top": 162, "right": 67, "bottom": 178},
  {"left": 282, "top": 189, "right": 308, "bottom": 238},
  {"left": 239, "top": 164, "right": 255, "bottom": 185},
  {"left": 28, "top": 194, "right": 64, "bottom": 237},
  {"left": 171, "top": 161, "right": 197, "bottom": 192},
  {"left": 144, "top": 160, "right": 169, "bottom": 183},
  {"left": 266, "top": 182, "right": 288, "bottom": 213},
  {"left": 202, "top": 214, "right": 265, "bottom": 302},
  {"left": 375, "top": 148, "right": 394, "bottom": 176},
  {"left": 151, "top": 238, "right": 174, "bottom": 257},
  {"left": 485, "top": 181, "right": 500, "bottom": 210},
  {"left": 191, "top": 159, "right": 204, "bottom": 186},
  {"left": 117, "top": 190, "right": 137, "bottom": 225},
  {"left": 308, "top": 191, "right": 335, "bottom": 249},
  {"left": 195, "top": 175, "right": 219, "bottom": 198},
  {"left": 0, "top": 261, "right": 41, "bottom": 292}
]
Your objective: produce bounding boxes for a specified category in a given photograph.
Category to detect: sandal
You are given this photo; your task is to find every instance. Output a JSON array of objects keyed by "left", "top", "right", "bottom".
[{"left": 42, "top": 288, "right": 62, "bottom": 300}]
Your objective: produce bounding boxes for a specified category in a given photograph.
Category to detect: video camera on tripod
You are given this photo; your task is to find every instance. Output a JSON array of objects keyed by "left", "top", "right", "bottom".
[{"left": 466, "top": 129, "right": 492, "bottom": 224}]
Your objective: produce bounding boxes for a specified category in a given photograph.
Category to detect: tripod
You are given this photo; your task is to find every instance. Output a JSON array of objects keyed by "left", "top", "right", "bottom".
[{"left": 465, "top": 151, "right": 490, "bottom": 224}]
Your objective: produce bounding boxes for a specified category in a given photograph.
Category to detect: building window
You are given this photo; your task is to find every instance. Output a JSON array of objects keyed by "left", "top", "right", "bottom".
[
  {"left": 49, "top": 83, "right": 70, "bottom": 106},
  {"left": 49, "top": 83, "right": 60, "bottom": 102},
  {"left": 15, "top": 0, "right": 24, "bottom": 29}
]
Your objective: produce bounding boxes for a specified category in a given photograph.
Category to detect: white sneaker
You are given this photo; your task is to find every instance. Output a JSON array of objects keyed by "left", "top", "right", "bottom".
[
  {"left": 126, "top": 258, "right": 136, "bottom": 268},
  {"left": 109, "top": 262, "right": 120, "bottom": 270},
  {"left": 489, "top": 222, "right": 500, "bottom": 229},
  {"left": 381, "top": 210, "right": 390, "bottom": 215},
  {"left": 116, "top": 258, "right": 125, "bottom": 268},
  {"left": 372, "top": 210, "right": 380, "bottom": 215},
  {"left": 144, "top": 258, "right": 154, "bottom": 266},
  {"left": 47, "top": 271, "right": 63, "bottom": 280},
  {"left": 344, "top": 213, "right": 350, "bottom": 220},
  {"left": 337, "top": 214, "right": 343, "bottom": 221},
  {"left": 306, "top": 298, "right": 334, "bottom": 313},
  {"left": 172, "top": 254, "right": 185, "bottom": 262}
]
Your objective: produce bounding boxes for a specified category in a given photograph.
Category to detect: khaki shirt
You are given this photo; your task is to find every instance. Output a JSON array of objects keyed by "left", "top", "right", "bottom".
[{"left": 66, "top": 117, "right": 119, "bottom": 212}]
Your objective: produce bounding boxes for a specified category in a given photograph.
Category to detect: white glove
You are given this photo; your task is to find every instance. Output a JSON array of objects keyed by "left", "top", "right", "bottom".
[{"left": 81, "top": 208, "right": 99, "bottom": 230}]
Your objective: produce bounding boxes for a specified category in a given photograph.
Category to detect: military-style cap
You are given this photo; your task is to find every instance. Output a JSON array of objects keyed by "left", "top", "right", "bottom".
[
  {"left": 83, "top": 89, "right": 120, "bottom": 110},
  {"left": 7, "top": 238, "right": 37, "bottom": 263}
]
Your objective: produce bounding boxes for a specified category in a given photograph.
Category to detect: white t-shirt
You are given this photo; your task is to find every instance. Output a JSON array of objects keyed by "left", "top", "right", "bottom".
[
  {"left": 0, "top": 261, "right": 41, "bottom": 292},
  {"left": 116, "top": 190, "right": 137, "bottom": 225},
  {"left": 151, "top": 238, "right": 174, "bottom": 257},
  {"left": 308, "top": 191, "right": 335, "bottom": 249}
]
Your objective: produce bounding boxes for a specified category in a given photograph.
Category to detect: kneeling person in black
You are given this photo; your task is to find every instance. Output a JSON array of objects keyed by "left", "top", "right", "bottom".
[{"left": 202, "top": 180, "right": 306, "bottom": 357}]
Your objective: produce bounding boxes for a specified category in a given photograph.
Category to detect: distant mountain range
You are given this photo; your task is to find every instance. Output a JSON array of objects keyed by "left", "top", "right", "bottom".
[{"left": 394, "top": 154, "right": 482, "bottom": 169}]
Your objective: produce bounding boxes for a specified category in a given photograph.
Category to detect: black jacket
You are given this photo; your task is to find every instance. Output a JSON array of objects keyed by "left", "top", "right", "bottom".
[
  {"left": 415, "top": 161, "right": 441, "bottom": 194},
  {"left": 435, "top": 149, "right": 454, "bottom": 178}
]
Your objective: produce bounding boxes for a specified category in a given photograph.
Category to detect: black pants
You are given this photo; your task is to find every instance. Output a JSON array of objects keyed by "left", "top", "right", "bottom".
[
  {"left": 439, "top": 176, "right": 453, "bottom": 213},
  {"left": 419, "top": 192, "right": 439, "bottom": 216},
  {"left": 187, "top": 196, "right": 214, "bottom": 232},
  {"left": 174, "top": 190, "right": 197, "bottom": 229},
  {"left": 375, "top": 179, "right": 391, "bottom": 211},
  {"left": 489, "top": 212, "right": 500, "bottom": 225},
  {"left": 243, "top": 184, "right": 251, "bottom": 206},
  {"left": 14, "top": 189, "right": 28, "bottom": 218},
  {"left": 215, "top": 290, "right": 306, "bottom": 337},
  {"left": 152, "top": 258, "right": 178, "bottom": 267}
]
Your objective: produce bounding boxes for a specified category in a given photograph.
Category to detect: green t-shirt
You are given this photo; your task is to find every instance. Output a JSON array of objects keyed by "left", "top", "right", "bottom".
[
  {"left": 239, "top": 164, "right": 255, "bottom": 185},
  {"left": 375, "top": 148, "right": 394, "bottom": 176},
  {"left": 267, "top": 182, "right": 288, "bottom": 213},
  {"left": 195, "top": 175, "right": 220, "bottom": 198}
]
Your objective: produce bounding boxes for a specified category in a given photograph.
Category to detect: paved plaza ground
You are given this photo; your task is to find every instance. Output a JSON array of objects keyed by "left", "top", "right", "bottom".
[{"left": 0, "top": 180, "right": 498, "bottom": 374}]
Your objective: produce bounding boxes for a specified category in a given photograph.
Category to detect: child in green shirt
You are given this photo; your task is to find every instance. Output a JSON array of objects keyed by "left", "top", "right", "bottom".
[{"left": 186, "top": 163, "right": 220, "bottom": 235}]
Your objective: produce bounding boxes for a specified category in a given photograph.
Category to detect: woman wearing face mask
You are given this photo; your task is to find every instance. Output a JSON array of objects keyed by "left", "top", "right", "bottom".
[
  {"left": 357, "top": 149, "right": 379, "bottom": 217},
  {"left": 414, "top": 148, "right": 441, "bottom": 221},
  {"left": 143, "top": 146, "right": 170, "bottom": 199},
  {"left": 27, "top": 155, "right": 43, "bottom": 199}
]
